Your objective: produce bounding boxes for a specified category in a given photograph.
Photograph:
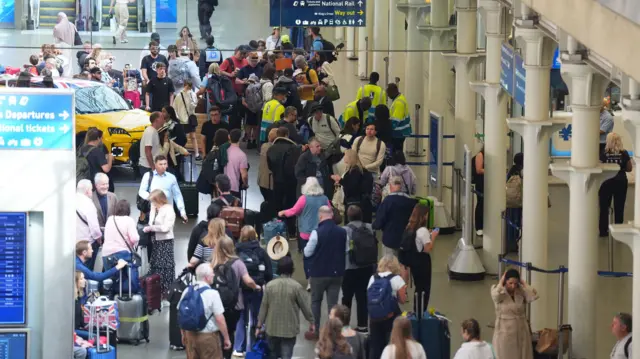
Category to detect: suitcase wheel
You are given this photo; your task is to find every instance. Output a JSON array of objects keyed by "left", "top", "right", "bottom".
[{"left": 146, "top": 338, "right": 150, "bottom": 343}]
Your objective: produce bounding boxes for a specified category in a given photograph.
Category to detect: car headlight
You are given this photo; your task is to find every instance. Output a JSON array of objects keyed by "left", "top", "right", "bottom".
[{"left": 108, "top": 127, "right": 131, "bottom": 136}]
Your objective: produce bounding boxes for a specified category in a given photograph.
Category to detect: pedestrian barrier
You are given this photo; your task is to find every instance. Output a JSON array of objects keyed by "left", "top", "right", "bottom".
[
  {"left": 597, "top": 270, "right": 632, "bottom": 278},
  {"left": 608, "top": 206, "right": 615, "bottom": 271}
]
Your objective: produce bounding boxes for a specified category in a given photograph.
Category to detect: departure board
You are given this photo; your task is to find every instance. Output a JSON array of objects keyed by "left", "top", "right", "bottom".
[
  {"left": 0, "top": 213, "right": 27, "bottom": 326},
  {"left": 0, "top": 331, "right": 28, "bottom": 359}
]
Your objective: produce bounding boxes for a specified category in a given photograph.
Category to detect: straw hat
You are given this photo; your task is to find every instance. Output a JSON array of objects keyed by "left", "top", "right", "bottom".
[{"left": 266, "top": 235, "right": 289, "bottom": 261}]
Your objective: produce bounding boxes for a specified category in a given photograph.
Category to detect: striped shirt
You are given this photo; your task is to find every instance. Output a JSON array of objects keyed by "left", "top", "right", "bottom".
[{"left": 193, "top": 243, "right": 213, "bottom": 261}]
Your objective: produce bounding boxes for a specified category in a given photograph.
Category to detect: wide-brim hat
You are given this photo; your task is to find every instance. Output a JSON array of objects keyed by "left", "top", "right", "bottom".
[{"left": 266, "top": 235, "right": 289, "bottom": 261}]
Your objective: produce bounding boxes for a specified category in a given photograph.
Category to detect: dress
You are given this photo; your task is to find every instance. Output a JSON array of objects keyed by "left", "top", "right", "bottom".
[{"left": 491, "top": 284, "right": 538, "bottom": 359}]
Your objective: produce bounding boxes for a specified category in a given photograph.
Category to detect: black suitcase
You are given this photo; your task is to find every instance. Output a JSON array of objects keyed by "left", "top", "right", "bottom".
[
  {"left": 168, "top": 271, "right": 193, "bottom": 350},
  {"left": 180, "top": 154, "right": 199, "bottom": 217}
]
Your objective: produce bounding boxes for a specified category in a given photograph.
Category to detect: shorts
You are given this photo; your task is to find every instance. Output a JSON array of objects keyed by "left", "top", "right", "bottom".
[
  {"left": 245, "top": 110, "right": 260, "bottom": 126},
  {"left": 182, "top": 123, "right": 196, "bottom": 134}
]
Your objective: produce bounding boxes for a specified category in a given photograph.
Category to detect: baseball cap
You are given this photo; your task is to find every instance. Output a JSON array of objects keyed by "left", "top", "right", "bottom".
[{"left": 281, "top": 35, "right": 291, "bottom": 44}]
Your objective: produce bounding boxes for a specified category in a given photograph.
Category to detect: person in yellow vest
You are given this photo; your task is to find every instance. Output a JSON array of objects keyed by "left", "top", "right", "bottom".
[
  {"left": 387, "top": 83, "right": 412, "bottom": 151},
  {"left": 356, "top": 72, "right": 386, "bottom": 124},
  {"left": 261, "top": 87, "right": 287, "bottom": 143},
  {"left": 338, "top": 97, "right": 372, "bottom": 128}
]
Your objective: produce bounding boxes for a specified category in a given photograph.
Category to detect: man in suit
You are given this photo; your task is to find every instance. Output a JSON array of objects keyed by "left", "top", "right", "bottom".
[{"left": 92, "top": 173, "right": 118, "bottom": 229}]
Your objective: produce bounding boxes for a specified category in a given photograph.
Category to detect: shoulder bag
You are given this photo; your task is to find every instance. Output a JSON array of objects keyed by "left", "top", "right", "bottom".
[
  {"left": 136, "top": 171, "right": 154, "bottom": 213},
  {"left": 113, "top": 217, "right": 142, "bottom": 266},
  {"left": 180, "top": 92, "right": 199, "bottom": 127}
]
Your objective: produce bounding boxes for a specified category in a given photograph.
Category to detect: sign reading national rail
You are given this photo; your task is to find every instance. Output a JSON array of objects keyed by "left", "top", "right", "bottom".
[
  {"left": 270, "top": 0, "right": 367, "bottom": 27},
  {"left": 0, "top": 90, "right": 74, "bottom": 150}
]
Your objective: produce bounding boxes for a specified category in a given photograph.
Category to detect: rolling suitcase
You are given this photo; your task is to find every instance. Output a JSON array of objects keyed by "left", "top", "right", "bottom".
[
  {"left": 140, "top": 273, "right": 162, "bottom": 314},
  {"left": 418, "top": 311, "right": 451, "bottom": 359},
  {"left": 262, "top": 219, "right": 287, "bottom": 246},
  {"left": 180, "top": 154, "right": 199, "bottom": 217},
  {"left": 86, "top": 296, "right": 117, "bottom": 359},
  {"left": 168, "top": 270, "right": 193, "bottom": 350},
  {"left": 116, "top": 267, "right": 150, "bottom": 345}
]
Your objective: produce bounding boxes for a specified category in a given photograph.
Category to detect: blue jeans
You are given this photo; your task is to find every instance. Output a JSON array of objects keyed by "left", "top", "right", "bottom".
[
  {"left": 267, "top": 336, "right": 296, "bottom": 359},
  {"left": 103, "top": 250, "right": 140, "bottom": 295},
  {"left": 233, "top": 291, "right": 263, "bottom": 352}
]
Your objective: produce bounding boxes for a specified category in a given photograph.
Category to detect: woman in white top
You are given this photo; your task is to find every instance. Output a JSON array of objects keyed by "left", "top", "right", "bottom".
[
  {"left": 143, "top": 189, "right": 176, "bottom": 301},
  {"left": 398, "top": 202, "right": 439, "bottom": 316},
  {"left": 453, "top": 318, "right": 496, "bottom": 359},
  {"left": 265, "top": 27, "right": 281, "bottom": 52},
  {"left": 173, "top": 79, "right": 200, "bottom": 159},
  {"left": 381, "top": 316, "right": 427, "bottom": 359}
]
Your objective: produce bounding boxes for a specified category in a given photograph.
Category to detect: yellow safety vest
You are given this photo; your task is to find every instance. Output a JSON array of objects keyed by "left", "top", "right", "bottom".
[
  {"left": 262, "top": 99, "right": 285, "bottom": 124},
  {"left": 356, "top": 84, "right": 387, "bottom": 107}
]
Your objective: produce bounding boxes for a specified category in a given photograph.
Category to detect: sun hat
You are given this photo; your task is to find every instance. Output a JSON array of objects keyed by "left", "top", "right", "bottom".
[{"left": 266, "top": 235, "right": 289, "bottom": 260}]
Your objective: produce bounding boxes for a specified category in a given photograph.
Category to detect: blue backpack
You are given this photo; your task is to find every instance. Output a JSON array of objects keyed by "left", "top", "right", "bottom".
[
  {"left": 367, "top": 274, "right": 398, "bottom": 321},
  {"left": 178, "top": 285, "right": 213, "bottom": 331}
]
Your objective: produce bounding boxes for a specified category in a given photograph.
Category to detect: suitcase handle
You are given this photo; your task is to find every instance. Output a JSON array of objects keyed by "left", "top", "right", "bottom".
[{"left": 119, "top": 264, "right": 133, "bottom": 299}]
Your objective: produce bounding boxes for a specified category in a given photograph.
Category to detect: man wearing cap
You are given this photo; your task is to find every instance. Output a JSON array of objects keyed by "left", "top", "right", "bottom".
[
  {"left": 276, "top": 68, "right": 302, "bottom": 115},
  {"left": 261, "top": 87, "right": 287, "bottom": 143},
  {"left": 308, "top": 103, "right": 340, "bottom": 150},
  {"left": 139, "top": 33, "right": 168, "bottom": 67}
]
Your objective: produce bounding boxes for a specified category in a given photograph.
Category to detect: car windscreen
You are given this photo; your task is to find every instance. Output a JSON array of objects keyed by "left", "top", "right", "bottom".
[{"left": 75, "top": 86, "right": 130, "bottom": 114}]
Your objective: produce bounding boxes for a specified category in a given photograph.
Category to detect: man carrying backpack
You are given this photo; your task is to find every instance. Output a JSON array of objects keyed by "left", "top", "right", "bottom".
[
  {"left": 168, "top": 46, "right": 200, "bottom": 94},
  {"left": 179, "top": 263, "right": 231, "bottom": 357}
]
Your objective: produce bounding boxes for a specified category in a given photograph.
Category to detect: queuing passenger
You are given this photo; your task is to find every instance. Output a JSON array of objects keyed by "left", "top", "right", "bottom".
[
  {"left": 379, "top": 151, "right": 417, "bottom": 196},
  {"left": 187, "top": 201, "right": 234, "bottom": 261},
  {"left": 140, "top": 37, "right": 169, "bottom": 81},
  {"left": 374, "top": 105, "right": 393, "bottom": 152},
  {"left": 158, "top": 125, "right": 189, "bottom": 183},
  {"left": 101, "top": 199, "right": 140, "bottom": 292},
  {"left": 315, "top": 318, "right": 355, "bottom": 359},
  {"left": 138, "top": 154, "right": 187, "bottom": 224},
  {"left": 505, "top": 153, "right": 523, "bottom": 253},
  {"left": 599, "top": 133, "right": 632, "bottom": 237},
  {"left": 294, "top": 55, "right": 318, "bottom": 101},
  {"left": 610, "top": 312, "right": 633, "bottom": 359},
  {"left": 145, "top": 62, "right": 175, "bottom": 112},
  {"left": 175, "top": 26, "right": 199, "bottom": 62},
  {"left": 452, "top": 318, "right": 495, "bottom": 359},
  {"left": 600, "top": 100, "right": 615, "bottom": 154},
  {"left": 92, "top": 174, "right": 117, "bottom": 228},
  {"left": 308, "top": 103, "right": 341, "bottom": 150},
  {"left": 331, "top": 150, "right": 374, "bottom": 223},
  {"left": 224, "top": 129, "right": 249, "bottom": 198},
  {"left": 74, "top": 271, "right": 95, "bottom": 353},
  {"left": 211, "top": 174, "right": 242, "bottom": 209},
  {"left": 313, "top": 85, "right": 335, "bottom": 117},
  {"left": 368, "top": 255, "right": 408, "bottom": 359},
  {"left": 273, "top": 106, "right": 305, "bottom": 145},
  {"left": 491, "top": 269, "right": 538, "bottom": 359},
  {"left": 472, "top": 147, "right": 485, "bottom": 236},
  {"left": 142, "top": 189, "right": 177, "bottom": 303},
  {"left": 353, "top": 123, "right": 386, "bottom": 175},
  {"left": 138, "top": 112, "right": 166, "bottom": 176},
  {"left": 340, "top": 206, "right": 375, "bottom": 332},
  {"left": 381, "top": 317, "right": 427, "bottom": 359},
  {"left": 294, "top": 137, "right": 332, "bottom": 198},
  {"left": 81, "top": 128, "right": 114, "bottom": 192},
  {"left": 201, "top": 106, "right": 230, "bottom": 154},
  {"left": 267, "top": 127, "right": 301, "bottom": 236},
  {"left": 180, "top": 264, "right": 231, "bottom": 357},
  {"left": 373, "top": 176, "right": 418, "bottom": 256},
  {"left": 275, "top": 67, "right": 303, "bottom": 115},
  {"left": 75, "top": 240, "right": 126, "bottom": 283},
  {"left": 303, "top": 206, "right": 348, "bottom": 340},
  {"left": 210, "top": 237, "right": 261, "bottom": 359},
  {"left": 258, "top": 128, "right": 279, "bottom": 203},
  {"left": 330, "top": 304, "right": 367, "bottom": 358},
  {"left": 256, "top": 256, "right": 315, "bottom": 359},
  {"left": 188, "top": 218, "right": 227, "bottom": 267},
  {"left": 76, "top": 180, "right": 103, "bottom": 269}
]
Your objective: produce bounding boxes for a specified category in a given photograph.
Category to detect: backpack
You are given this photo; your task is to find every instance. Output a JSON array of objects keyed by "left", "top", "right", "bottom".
[
  {"left": 218, "top": 196, "right": 244, "bottom": 238},
  {"left": 237, "top": 246, "right": 265, "bottom": 286},
  {"left": 76, "top": 145, "right": 97, "bottom": 183},
  {"left": 399, "top": 230, "right": 418, "bottom": 254},
  {"left": 317, "top": 38, "right": 337, "bottom": 63},
  {"left": 505, "top": 174, "right": 523, "bottom": 208},
  {"left": 348, "top": 223, "right": 378, "bottom": 266},
  {"left": 212, "top": 259, "right": 240, "bottom": 310},
  {"left": 206, "top": 75, "right": 237, "bottom": 114},
  {"left": 196, "top": 146, "right": 223, "bottom": 195},
  {"left": 178, "top": 285, "right": 213, "bottom": 331},
  {"left": 245, "top": 81, "right": 265, "bottom": 113},
  {"left": 168, "top": 59, "right": 190, "bottom": 89},
  {"left": 356, "top": 137, "right": 382, "bottom": 159},
  {"left": 367, "top": 274, "right": 398, "bottom": 321}
]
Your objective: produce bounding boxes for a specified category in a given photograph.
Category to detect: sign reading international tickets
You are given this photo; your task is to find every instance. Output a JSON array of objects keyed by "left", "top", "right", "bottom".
[
  {"left": 270, "top": 0, "right": 367, "bottom": 27},
  {"left": 0, "top": 89, "right": 74, "bottom": 150}
]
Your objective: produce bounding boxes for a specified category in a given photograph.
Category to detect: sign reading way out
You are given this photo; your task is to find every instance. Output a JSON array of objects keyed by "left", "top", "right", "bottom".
[
  {"left": 270, "top": 0, "right": 367, "bottom": 27},
  {"left": 0, "top": 90, "right": 74, "bottom": 150}
]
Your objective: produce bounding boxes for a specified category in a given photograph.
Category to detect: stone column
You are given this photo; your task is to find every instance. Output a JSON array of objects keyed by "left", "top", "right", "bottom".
[
  {"left": 335, "top": 27, "right": 345, "bottom": 43},
  {"left": 507, "top": 25, "right": 563, "bottom": 331},
  {"left": 346, "top": 27, "right": 357, "bottom": 60},
  {"left": 389, "top": 0, "right": 406, "bottom": 91},
  {"left": 358, "top": 4, "right": 374, "bottom": 78},
  {"left": 469, "top": 0, "right": 506, "bottom": 273},
  {"left": 373, "top": 0, "right": 389, "bottom": 76},
  {"left": 553, "top": 61, "right": 623, "bottom": 358}
]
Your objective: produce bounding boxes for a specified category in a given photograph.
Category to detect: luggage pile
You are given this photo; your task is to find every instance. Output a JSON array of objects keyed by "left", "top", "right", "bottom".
[{"left": 405, "top": 293, "right": 451, "bottom": 359}]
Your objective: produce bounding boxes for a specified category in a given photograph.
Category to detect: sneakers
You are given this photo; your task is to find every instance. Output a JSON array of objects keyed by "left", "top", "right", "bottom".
[
  {"left": 355, "top": 327, "right": 369, "bottom": 334},
  {"left": 195, "top": 154, "right": 203, "bottom": 161},
  {"left": 476, "top": 229, "right": 483, "bottom": 236},
  {"left": 232, "top": 351, "right": 245, "bottom": 357},
  {"left": 306, "top": 283, "right": 311, "bottom": 292},
  {"left": 304, "top": 330, "right": 319, "bottom": 341},
  {"left": 112, "top": 36, "right": 116, "bottom": 45},
  {"left": 161, "top": 300, "right": 170, "bottom": 308}
]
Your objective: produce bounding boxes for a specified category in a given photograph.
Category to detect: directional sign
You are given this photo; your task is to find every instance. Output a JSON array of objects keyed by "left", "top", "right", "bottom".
[
  {"left": 0, "top": 89, "right": 75, "bottom": 150},
  {"left": 514, "top": 53, "right": 526, "bottom": 106},
  {"left": 500, "top": 43, "right": 514, "bottom": 98},
  {"left": 270, "top": 0, "right": 366, "bottom": 27}
]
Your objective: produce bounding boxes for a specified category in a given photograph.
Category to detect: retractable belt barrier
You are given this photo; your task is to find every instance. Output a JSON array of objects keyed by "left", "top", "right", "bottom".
[{"left": 597, "top": 271, "right": 633, "bottom": 278}]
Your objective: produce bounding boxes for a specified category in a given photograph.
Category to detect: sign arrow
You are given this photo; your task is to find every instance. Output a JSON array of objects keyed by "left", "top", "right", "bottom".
[
  {"left": 358, "top": 10, "right": 364, "bottom": 15},
  {"left": 358, "top": 0, "right": 363, "bottom": 6},
  {"left": 58, "top": 110, "right": 69, "bottom": 121},
  {"left": 59, "top": 124, "right": 70, "bottom": 134},
  {"left": 358, "top": 19, "right": 363, "bottom": 25}
]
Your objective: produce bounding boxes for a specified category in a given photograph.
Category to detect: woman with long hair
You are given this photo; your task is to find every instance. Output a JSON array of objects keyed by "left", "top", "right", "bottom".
[
  {"left": 379, "top": 151, "right": 417, "bottom": 195},
  {"left": 374, "top": 105, "right": 393, "bottom": 148},
  {"left": 453, "top": 318, "right": 495, "bottom": 359},
  {"left": 399, "top": 203, "right": 438, "bottom": 315},
  {"left": 188, "top": 218, "right": 228, "bottom": 267},
  {"left": 330, "top": 304, "right": 367, "bottom": 359},
  {"left": 598, "top": 132, "right": 632, "bottom": 237},
  {"left": 143, "top": 189, "right": 176, "bottom": 302},
  {"left": 315, "top": 318, "right": 354, "bottom": 359},
  {"left": 381, "top": 317, "right": 426, "bottom": 359},
  {"left": 491, "top": 269, "right": 538, "bottom": 359},
  {"left": 331, "top": 149, "right": 374, "bottom": 223},
  {"left": 176, "top": 26, "right": 199, "bottom": 62},
  {"left": 211, "top": 236, "right": 261, "bottom": 359},
  {"left": 158, "top": 125, "right": 189, "bottom": 182}
]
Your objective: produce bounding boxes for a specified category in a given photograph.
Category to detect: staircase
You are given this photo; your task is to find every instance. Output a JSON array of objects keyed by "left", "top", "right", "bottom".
[
  {"left": 101, "top": 0, "right": 138, "bottom": 31},
  {"left": 38, "top": 0, "right": 76, "bottom": 28}
]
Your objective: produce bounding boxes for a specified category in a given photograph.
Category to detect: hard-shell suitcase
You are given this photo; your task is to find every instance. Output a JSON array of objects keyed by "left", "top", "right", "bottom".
[
  {"left": 419, "top": 311, "right": 451, "bottom": 359},
  {"left": 181, "top": 154, "right": 199, "bottom": 217},
  {"left": 168, "top": 270, "right": 193, "bottom": 350},
  {"left": 87, "top": 296, "right": 117, "bottom": 359},
  {"left": 262, "top": 219, "right": 287, "bottom": 246},
  {"left": 140, "top": 273, "right": 162, "bottom": 314},
  {"left": 116, "top": 267, "right": 150, "bottom": 345}
]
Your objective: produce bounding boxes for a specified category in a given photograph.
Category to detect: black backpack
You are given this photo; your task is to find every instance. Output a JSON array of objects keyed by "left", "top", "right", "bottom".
[
  {"left": 399, "top": 230, "right": 418, "bottom": 254},
  {"left": 206, "top": 74, "right": 237, "bottom": 114},
  {"left": 318, "top": 38, "right": 337, "bottom": 63},
  {"left": 348, "top": 223, "right": 378, "bottom": 266},
  {"left": 196, "top": 146, "right": 223, "bottom": 194},
  {"left": 212, "top": 258, "right": 240, "bottom": 310},
  {"left": 237, "top": 246, "right": 265, "bottom": 286}
]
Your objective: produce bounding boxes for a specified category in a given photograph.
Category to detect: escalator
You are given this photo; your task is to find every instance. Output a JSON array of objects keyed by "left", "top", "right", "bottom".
[
  {"left": 38, "top": 0, "right": 77, "bottom": 28},
  {"left": 101, "top": 0, "right": 138, "bottom": 31}
]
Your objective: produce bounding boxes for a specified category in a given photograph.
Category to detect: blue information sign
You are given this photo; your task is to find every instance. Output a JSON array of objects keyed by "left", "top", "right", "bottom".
[
  {"left": 270, "top": 0, "right": 367, "bottom": 27},
  {"left": 0, "top": 213, "right": 27, "bottom": 326},
  {"left": 156, "top": 0, "right": 177, "bottom": 23},
  {"left": 552, "top": 47, "right": 561, "bottom": 69},
  {"left": 514, "top": 53, "right": 526, "bottom": 106},
  {"left": 0, "top": 91, "right": 74, "bottom": 150},
  {"left": 429, "top": 113, "right": 439, "bottom": 186},
  {"left": 500, "top": 44, "right": 514, "bottom": 97}
]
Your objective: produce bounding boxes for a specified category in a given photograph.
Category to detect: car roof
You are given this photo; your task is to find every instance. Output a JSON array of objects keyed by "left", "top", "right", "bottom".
[{"left": 0, "top": 75, "right": 103, "bottom": 89}]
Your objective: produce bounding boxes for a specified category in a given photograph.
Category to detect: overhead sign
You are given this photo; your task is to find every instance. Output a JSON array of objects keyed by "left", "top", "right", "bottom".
[
  {"left": 156, "top": 0, "right": 177, "bottom": 24},
  {"left": 500, "top": 44, "right": 514, "bottom": 97},
  {"left": 514, "top": 53, "right": 526, "bottom": 107},
  {"left": 0, "top": 0, "right": 14, "bottom": 28},
  {"left": 0, "top": 90, "right": 74, "bottom": 150},
  {"left": 270, "top": 0, "right": 367, "bottom": 27},
  {"left": 0, "top": 212, "right": 27, "bottom": 326}
]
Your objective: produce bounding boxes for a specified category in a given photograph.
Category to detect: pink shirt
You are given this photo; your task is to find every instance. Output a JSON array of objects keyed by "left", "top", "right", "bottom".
[
  {"left": 224, "top": 144, "right": 248, "bottom": 193},
  {"left": 101, "top": 216, "right": 140, "bottom": 257},
  {"left": 284, "top": 196, "right": 332, "bottom": 240}
]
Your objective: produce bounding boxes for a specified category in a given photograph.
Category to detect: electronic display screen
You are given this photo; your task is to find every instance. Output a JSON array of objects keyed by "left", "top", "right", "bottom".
[
  {"left": 0, "top": 213, "right": 27, "bottom": 326},
  {"left": 0, "top": 331, "right": 28, "bottom": 359}
]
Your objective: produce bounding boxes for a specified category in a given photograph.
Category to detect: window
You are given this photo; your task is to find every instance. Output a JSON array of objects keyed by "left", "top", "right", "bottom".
[{"left": 75, "top": 86, "right": 129, "bottom": 114}]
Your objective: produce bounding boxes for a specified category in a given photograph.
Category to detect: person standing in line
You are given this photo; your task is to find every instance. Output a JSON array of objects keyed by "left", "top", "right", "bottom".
[
  {"left": 600, "top": 100, "right": 615, "bottom": 154},
  {"left": 174, "top": 79, "right": 201, "bottom": 160},
  {"left": 224, "top": 129, "right": 249, "bottom": 199},
  {"left": 472, "top": 147, "right": 485, "bottom": 236},
  {"left": 258, "top": 128, "right": 278, "bottom": 203},
  {"left": 145, "top": 63, "right": 175, "bottom": 112},
  {"left": 76, "top": 180, "right": 103, "bottom": 270},
  {"left": 140, "top": 41, "right": 169, "bottom": 107},
  {"left": 452, "top": 318, "right": 496, "bottom": 359},
  {"left": 380, "top": 317, "right": 426, "bottom": 359},
  {"left": 315, "top": 318, "right": 355, "bottom": 359},
  {"left": 353, "top": 123, "right": 387, "bottom": 175},
  {"left": 599, "top": 132, "right": 632, "bottom": 237},
  {"left": 109, "top": 0, "right": 129, "bottom": 44},
  {"left": 138, "top": 112, "right": 166, "bottom": 177},
  {"left": 101, "top": 199, "right": 140, "bottom": 293},
  {"left": 373, "top": 176, "right": 417, "bottom": 258},
  {"left": 80, "top": 128, "right": 114, "bottom": 192},
  {"left": 92, "top": 173, "right": 117, "bottom": 229},
  {"left": 610, "top": 313, "right": 633, "bottom": 359},
  {"left": 330, "top": 305, "right": 367, "bottom": 359}
]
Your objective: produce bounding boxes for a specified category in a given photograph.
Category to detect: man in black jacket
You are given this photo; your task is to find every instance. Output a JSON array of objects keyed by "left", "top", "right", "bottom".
[
  {"left": 267, "top": 106, "right": 306, "bottom": 145},
  {"left": 313, "top": 86, "right": 335, "bottom": 118},
  {"left": 275, "top": 68, "right": 303, "bottom": 115},
  {"left": 294, "top": 137, "right": 333, "bottom": 199}
]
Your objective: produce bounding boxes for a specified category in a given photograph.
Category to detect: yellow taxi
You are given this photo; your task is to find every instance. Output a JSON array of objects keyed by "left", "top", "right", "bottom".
[{"left": 1, "top": 76, "right": 149, "bottom": 164}]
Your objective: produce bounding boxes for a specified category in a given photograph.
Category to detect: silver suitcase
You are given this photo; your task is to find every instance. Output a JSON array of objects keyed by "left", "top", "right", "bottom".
[{"left": 115, "top": 266, "right": 150, "bottom": 345}]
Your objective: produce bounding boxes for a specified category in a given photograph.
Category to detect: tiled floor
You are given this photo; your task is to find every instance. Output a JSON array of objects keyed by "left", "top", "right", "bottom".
[{"left": 0, "top": 0, "right": 634, "bottom": 357}]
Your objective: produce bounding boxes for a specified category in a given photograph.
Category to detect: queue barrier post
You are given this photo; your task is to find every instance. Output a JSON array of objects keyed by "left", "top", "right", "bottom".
[
  {"left": 384, "top": 56, "right": 389, "bottom": 89},
  {"left": 556, "top": 266, "right": 567, "bottom": 359},
  {"left": 498, "top": 254, "right": 504, "bottom": 280},
  {"left": 525, "top": 262, "right": 532, "bottom": 323},
  {"left": 500, "top": 211, "right": 506, "bottom": 259},
  {"left": 608, "top": 206, "right": 615, "bottom": 272}
]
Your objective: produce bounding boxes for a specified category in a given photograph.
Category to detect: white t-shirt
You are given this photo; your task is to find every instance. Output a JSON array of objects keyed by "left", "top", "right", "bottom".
[
  {"left": 367, "top": 271, "right": 406, "bottom": 297},
  {"left": 415, "top": 227, "right": 432, "bottom": 253},
  {"left": 453, "top": 341, "right": 496, "bottom": 359},
  {"left": 611, "top": 333, "right": 632, "bottom": 359},
  {"left": 139, "top": 125, "right": 161, "bottom": 168},
  {"left": 381, "top": 340, "right": 426, "bottom": 359},
  {"left": 178, "top": 282, "right": 225, "bottom": 333}
]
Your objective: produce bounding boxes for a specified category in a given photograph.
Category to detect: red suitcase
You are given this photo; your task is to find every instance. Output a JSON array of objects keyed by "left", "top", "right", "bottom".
[{"left": 140, "top": 274, "right": 162, "bottom": 314}]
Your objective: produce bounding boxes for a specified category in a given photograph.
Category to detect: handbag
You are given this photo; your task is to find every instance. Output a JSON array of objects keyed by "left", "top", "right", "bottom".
[
  {"left": 535, "top": 327, "right": 570, "bottom": 354},
  {"left": 113, "top": 218, "right": 142, "bottom": 266},
  {"left": 74, "top": 30, "right": 83, "bottom": 46},
  {"left": 326, "top": 79, "right": 340, "bottom": 101},
  {"left": 136, "top": 171, "right": 153, "bottom": 213},
  {"left": 181, "top": 92, "right": 199, "bottom": 127},
  {"left": 332, "top": 183, "right": 345, "bottom": 217}
]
